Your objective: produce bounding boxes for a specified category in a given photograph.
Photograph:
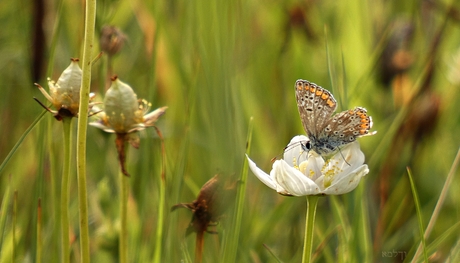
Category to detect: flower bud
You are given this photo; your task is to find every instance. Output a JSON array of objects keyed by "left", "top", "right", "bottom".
[{"left": 100, "top": 25, "right": 126, "bottom": 56}]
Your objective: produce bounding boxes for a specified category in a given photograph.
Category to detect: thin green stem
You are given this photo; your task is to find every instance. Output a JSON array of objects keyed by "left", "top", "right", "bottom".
[
  {"left": 302, "top": 195, "right": 319, "bottom": 263},
  {"left": 76, "top": 0, "right": 96, "bottom": 261},
  {"left": 407, "top": 168, "right": 428, "bottom": 263},
  {"left": 120, "top": 164, "right": 129, "bottom": 263},
  {"left": 0, "top": 109, "right": 47, "bottom": 174},
  {"left": 412, "top": 147, "right": 460, "bottom": 262},
  {"left": 153, "top": 126, "right": 166, "bottom": 263},
  {"left": 222, "top": 117, "right": 253, "bottom": 262},
  {"left": 12, "top": 190, "right": 17, "bottom": 263},
  {"left": 36, "top": 198, "right": 42, "bottom": 263},
  {"left": 61, "top": 117, "right": 72, "bottom": 263},
  {"left": 153, "top": 177, "right": 165, "bottom": 263}
]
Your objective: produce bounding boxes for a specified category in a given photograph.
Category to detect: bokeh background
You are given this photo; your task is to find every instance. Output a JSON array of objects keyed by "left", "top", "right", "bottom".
[{"left": 1, "top": 0, "right": 460, "bottom": 262}]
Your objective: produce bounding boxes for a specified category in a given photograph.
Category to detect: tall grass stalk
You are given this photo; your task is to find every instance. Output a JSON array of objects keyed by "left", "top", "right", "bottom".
[
  {"left": 0, "top": 184, "right": 11, "bottom": 249},
  {"left": 222, "top": 117, "right": 253, "bottom": 262},
  {"left": 76, "top": 0, "right": 96, "bottom": 261},
  {"left": 302, "top": 195, "right": 319, "bottom": 263},
  {"left": 412, "top": 148, "right": 460, "bottom": 262},
  {"left": 12, "top": 190, "right": 17, "bottom": 263},
  {"left": 36, "top": 198, "right": 42, "bottom": 263},
  {"left": 0, "top": 110, "right": 47, "bottom": 175},
  {"left": 153, "top": 127, "right": 166, "bottom": 263},
  {"left": 61, "top": 118, "right": 72, "bottom": 263},
  {"left": 407, "top": 168, "right": 428, "bottom": 263}
]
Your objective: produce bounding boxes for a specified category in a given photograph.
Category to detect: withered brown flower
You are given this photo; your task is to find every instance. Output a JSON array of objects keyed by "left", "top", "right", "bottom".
[{"left": 172, "top": 174, "right": 236, "bottom": 234}]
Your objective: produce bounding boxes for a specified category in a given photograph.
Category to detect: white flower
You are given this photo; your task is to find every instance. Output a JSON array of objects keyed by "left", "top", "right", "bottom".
[{"left": 247, "top": 135, "right": 369, "bottom": 196}]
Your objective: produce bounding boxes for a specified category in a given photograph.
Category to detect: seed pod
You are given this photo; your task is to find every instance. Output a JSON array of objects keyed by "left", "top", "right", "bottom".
[
  {"left": 104, "top": 76, "right": 143, "bottom": 133},
  {"left": 48, "top": 58, "right": 82, "bottom": 115},
  {"left": 35, "top": 58, "right": 83, "bottom": 120}
]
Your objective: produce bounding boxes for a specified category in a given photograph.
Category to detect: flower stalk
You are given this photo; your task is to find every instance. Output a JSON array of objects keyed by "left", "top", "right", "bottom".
[
  {"left": 76, "top": 0, "right": 96, "bottom": 261},
  {"left": 118, "top": 135, "right": 129, "bottom": 263},
  {"left": 89, "top": 76, "right": 167, "bottom": 261},
  {"left": 153, "top": 127, "right": 166, "bottom": 263},
  {"left": 302, "top": 195, "right": 319, "bottom": 263},
  {"left": 61, "top": 117, "right": 72, "bottom": 263}
]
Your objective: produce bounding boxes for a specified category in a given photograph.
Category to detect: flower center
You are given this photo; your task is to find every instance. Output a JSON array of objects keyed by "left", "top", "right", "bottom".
[{"left": 322, "top": 159, "right": 343, "bottom": 188}]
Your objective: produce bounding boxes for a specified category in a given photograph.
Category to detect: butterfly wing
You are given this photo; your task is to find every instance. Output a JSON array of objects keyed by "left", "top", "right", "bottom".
[
  {"left": 317, "top": 107, "right": 374, "bottom": 149},
  {"left": 295, "top": 80, "right": 337, "bottom": 138}
]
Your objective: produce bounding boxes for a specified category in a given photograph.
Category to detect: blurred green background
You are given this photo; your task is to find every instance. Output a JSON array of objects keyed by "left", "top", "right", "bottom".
[{"left": 1, "top": 0, "right": 460, "bottom": 262}]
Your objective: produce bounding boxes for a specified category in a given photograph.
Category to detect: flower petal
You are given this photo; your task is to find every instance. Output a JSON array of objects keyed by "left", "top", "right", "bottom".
[
  {"left": 246, "top": 155, "right": 278, "bottom": 191},
  {"left": 321, "top": 165, "right": 369, "bottom": 195},
  {"left": 144, "top": 106, "right": 168, "bottom": 126},
  {"left": 283, "top": 135, "right": 310, "bottom": 165},
  {"left": 298, "top": 152, "right": 325, "bottom": 181},
  {"left": 272, "top": 160, "right": 321, "bottom": 196},
  {"left": 328, "top": 141, "right": 364, "bottom": 172},
  {"left": 88, "top": 121, "right": 115, "bottom": 133}
]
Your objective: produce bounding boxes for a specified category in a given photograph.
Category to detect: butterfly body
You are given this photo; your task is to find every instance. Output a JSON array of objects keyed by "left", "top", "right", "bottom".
[{"left": 295, "top": 79, "right": 374, "bottom": 155}]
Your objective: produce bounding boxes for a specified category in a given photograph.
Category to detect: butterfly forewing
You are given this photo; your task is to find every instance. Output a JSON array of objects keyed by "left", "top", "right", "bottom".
[{"left": 295, "top": 80, "right": 337, "bottom": 137}]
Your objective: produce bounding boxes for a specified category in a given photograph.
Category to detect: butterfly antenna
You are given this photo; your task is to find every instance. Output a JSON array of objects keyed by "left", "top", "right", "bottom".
[
  {"left": 271, "top": 141, "right": 303, "bottom": 163},
  {"left": 338, "top": 147, "right": 350, "bottom": 166}
]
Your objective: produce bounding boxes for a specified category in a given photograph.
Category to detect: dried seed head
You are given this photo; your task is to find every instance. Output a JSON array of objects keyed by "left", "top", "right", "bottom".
[
  {"left": 48, "top": 58, "right": 82, "bottom": 116},
  {"left": 35, "top": 58, "right": 83, "bottom": 120},
  {"left": 97, "top": 76, "right": 167, "bottom": 134},
  {"left": 100, "top": 25, "right": 126, "bottom": 56},
  {"left": 104, "top": 76, "right": 143, "bottom": 133}
]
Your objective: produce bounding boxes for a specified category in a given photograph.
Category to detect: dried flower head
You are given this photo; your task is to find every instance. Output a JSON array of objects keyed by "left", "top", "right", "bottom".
[
  {"left": 89, "top": 76, "right": 167, "bottom": 176},
  {"left": 100, "top": 25, "right": 127, "bottom": 57},
  {"left": 172, "top": 174, "right": 236, "bottom": 235},
  {"left": 90, "top": 76, "right": 167, "bottom": 136},
  {"left": 35, "top": 58, "right": 95, "bottom": 120}
]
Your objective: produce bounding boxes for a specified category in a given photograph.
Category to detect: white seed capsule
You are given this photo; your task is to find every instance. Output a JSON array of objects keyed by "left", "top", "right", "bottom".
[
  {"left": 104, "top": 76, "right": 143, "bottom": 133},
  {"left": 47, "top": 58, "right": 82, "bottom": 116}
]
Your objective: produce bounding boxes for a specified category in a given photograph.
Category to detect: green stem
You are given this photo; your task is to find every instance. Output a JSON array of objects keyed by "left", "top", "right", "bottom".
[
  {"left": 407, "top": 168, "right": 428, "bottom": 263},
  {"left": 153, "top": 168, "right": 165, "bottom": 263},
  {"left": 153, "top": 127, "right": 166, "bottom": 263},
  {"left": 0, "top": 109, "right": 47, "bottom": 175},
  {"left": 302, "top": 195, "right": 319, "bottom": 263},
  {"left": 76, "top": 0, "right": 96, "bottom": 261},
  {"left": 222, "top": 117, "right": 253, "bottom": 262},
  {"left": 36, "top": 198, "right": 42, "bottom": 263},
  {"left": 120, "top": 164, "right": 129, "bottom": 263},
  {"left": 61, "top": 117, "right": 72, "bottom": 263},
  {"left": 12, "top": 190, "right": 17, "bottom": 263}
]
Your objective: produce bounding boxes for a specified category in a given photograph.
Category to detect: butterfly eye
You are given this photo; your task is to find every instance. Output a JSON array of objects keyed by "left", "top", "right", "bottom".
[{"left": 301, "top": 141, "right": 312, "bottom": 152}]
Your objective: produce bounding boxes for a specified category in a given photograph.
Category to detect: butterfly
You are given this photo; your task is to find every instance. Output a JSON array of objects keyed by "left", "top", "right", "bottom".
[{"left": 295, "top": 79, "right": 375, "bottom": 155}]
